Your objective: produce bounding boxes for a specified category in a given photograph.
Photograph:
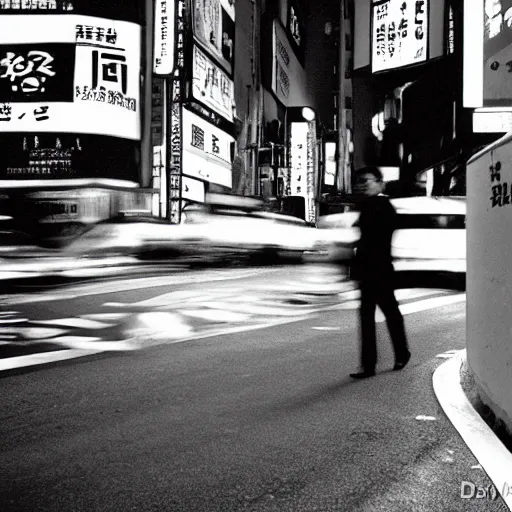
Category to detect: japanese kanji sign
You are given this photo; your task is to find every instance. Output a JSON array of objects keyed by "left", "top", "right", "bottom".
[
  {"left": 0, "top": 14, "right": 141, "bottom": 139},
  {"left": 191, "top": 44, "right": 234, "bottom": 122},
  {"left": 371, "top": 0, "right": 428, "bottom": 73},
  {"left": 290, "top": 120, "right": 316, "bottom": 224},
  {"left": 182, "top": 106, "right": 233, "bottom": 188},
  {"left": 154, "top": 0, "right": 174, "bottom": 75},
  {"left": 192, "top": 0, "right": 235, "bottom": 75}
]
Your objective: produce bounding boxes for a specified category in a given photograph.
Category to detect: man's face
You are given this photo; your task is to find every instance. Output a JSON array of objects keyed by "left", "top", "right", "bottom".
[{"left": 356, "top": 173, "right": 384, "bottom": 197}]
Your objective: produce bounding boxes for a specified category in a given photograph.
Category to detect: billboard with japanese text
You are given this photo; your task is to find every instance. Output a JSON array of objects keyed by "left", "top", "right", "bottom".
[
  {"left": 289, "top": 120, "right": 316, "bottom": 223},
  {"left": 0, "top": 14, "right": 141, "bottom": 139},
  {"left": 182, "top": 107, "right": 233, "bottom": 188},
  {"left": 271, "top": 19, "right": 308, "bottom": 108},
  {"left": 371, "top": 0, "right": 428, "bottom": 73},
  {"left": 191, "top": 44, "right": 234, "bottom": 122},
  {"left": 154, "top": 0, "right": 174, "bottom": 75},
  {"left": 191, "top": 0, "right": 234, "bottom": 75},
  {"left": 0, "top": 0, "right": 141, "bottom": 23}
]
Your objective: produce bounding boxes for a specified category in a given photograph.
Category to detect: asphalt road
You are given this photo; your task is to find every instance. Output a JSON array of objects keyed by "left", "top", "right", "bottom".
[{"left": 0, "top": 266, "right": 507, "bottom": 511}]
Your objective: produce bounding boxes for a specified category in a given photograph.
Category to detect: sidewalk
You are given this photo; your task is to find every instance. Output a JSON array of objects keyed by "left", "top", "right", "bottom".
[{"left": 434, "top": 351, "right": 512, "bottom": 510}]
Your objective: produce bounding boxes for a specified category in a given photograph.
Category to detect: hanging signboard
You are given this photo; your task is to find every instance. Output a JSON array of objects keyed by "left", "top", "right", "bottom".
[
  {"left": 371, "top": 0, "right": 429, "bottom": 73},
  {"left": 154, "top": 0, "right": 174, "bottom": 75},
  {"left": 192, "top": 0, "right": 235, "bottom": 75},
  {"left": 182, "top": 107, "right": 233, "bottom": 188},
  {"left": 0, "top": 14, "right": 141, "bottom": 140},
  {"left": 191, "top": 44, "right": 234, "bottom": 122}
]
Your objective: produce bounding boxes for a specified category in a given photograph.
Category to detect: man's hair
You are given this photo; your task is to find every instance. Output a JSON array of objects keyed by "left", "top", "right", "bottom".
[{"left": 356, "top": 166, "right": 383, "bottom": 182}]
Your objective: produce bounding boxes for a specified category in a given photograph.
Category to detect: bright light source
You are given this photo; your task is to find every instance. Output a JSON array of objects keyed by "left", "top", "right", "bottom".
[{"left": 301, "top": 107, "right": 316, "bottom": 121}]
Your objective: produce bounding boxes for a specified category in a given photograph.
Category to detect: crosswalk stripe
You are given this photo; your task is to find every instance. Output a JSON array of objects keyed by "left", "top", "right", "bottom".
[
  {"left": 36, "top": 318, "right": 115, "bottom": 329},
  {"left": 178, "top": 309, "right": 251, "bottom": 322}
]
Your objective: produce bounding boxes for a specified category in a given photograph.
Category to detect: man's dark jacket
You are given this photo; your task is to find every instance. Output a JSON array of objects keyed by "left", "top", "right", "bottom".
[{"left": 353, "top": 195, "right": 397, "bottom": 280}]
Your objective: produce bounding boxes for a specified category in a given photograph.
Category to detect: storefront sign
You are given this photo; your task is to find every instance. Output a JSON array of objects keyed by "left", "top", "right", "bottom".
[
  {"left": 0, "top": 15, "right": 141, "bottom": 140},
  {"left": 191, "top": 44, "right": 234, "bottom": 122},
  {"left": 371, "top": 0, "right": 428, "bottom": 73},
  {"left": 272, "top": 20, "right": 308, "bottom": 107},
  {"left": 192, "top": 0, "right": 234, "bottom": 75},
  {"left": 154, "top": 0, "right": 174, "bottom": 75},
  {"left": 182, "top": 107, "right": 233, "bottom": 188},
  {"left": 182, "top": 175, "right": 205, "bottom": 202}
]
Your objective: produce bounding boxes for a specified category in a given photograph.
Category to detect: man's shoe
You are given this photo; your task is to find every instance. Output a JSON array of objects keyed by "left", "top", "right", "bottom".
[
  {"left": 393, "top": 352, "right": 411, "bottom": 371},
  {"left": 350, "top": 370, "right": 376, "bottom": 379}
]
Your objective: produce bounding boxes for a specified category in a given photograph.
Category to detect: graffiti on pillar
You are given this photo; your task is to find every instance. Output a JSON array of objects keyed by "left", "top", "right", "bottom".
[{"left": 488, "top": 158, "right": 511, "bottom": 207}]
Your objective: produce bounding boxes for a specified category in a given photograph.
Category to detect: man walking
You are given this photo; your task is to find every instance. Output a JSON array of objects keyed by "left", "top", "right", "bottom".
[{"left": 349, "top": 167, "right": 410, "bottom": 379}]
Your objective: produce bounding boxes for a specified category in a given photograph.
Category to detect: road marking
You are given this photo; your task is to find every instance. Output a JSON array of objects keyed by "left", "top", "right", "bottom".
[
  {"left": 433, "top": 351, "right": 512, "bottom": 509},
  {"left": 81, "top": 313, "right": 129, "bottom": 321},
  {"left": 178, "top": 309, "right": 251, "bottom": 322},
  {"left": 312, "top": 326, "right": 340, "bottom": 331},
  {"left": 415, "top": 415, "right": 437, "bottom": 421},
  {"left": 0, "top": 348, "right": 103, "bottom": 372},
  {"left": 36, "top": 318, "right": 114, "bottom": 329},
  {"left": 0, "top": 267, "right": 280, "bottom": 305},
  {"left": 15, "top": 327, "right": 68, "bottom": 339},
  {"left": 436, "top": 350, "right": 460, "bottom": 359},
  {"left": 52, "top": 337, "right": 133, "bottom": 351}
]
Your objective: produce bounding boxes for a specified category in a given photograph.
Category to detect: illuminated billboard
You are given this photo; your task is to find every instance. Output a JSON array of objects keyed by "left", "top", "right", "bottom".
[
  {"left": 289, "top": 120, "right": 316, "bottom": 223},
  {"left": 371, "top": 0, "right": 428, "bottom": 73},
  {"left": 0, "top": 14, "right": 141, "bottom": 139},
  {"left": 154, "top": 0, "right": 174, "bottom": 75}
]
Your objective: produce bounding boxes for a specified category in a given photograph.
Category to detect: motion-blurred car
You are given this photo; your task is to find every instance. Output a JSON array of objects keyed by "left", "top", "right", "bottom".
[
  {"left": 180, "top": 196, "right": 317, "bottom": 264},
  {"left": 315, "top": 196, "right": 466, "bottom": 289}
]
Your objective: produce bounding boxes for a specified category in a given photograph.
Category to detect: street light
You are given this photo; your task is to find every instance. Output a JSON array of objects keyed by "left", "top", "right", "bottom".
[{"left": 301, "top": 107, "right": 316, "bottom": 121}]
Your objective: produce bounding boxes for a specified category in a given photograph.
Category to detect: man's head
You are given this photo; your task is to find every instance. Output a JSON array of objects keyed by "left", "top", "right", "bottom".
[{"left": 355, "top": 166, "right": 385, "bottom": 197}]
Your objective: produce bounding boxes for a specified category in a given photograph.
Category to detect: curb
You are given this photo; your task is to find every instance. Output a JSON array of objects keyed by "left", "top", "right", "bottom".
[{"left": 433, "top": 350, "right": 512, "bottom": 509}]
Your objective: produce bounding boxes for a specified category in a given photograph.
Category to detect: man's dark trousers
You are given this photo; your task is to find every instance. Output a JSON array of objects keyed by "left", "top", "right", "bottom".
[{"left": 359, "top": 273, "right": 409, "bottom": 372}]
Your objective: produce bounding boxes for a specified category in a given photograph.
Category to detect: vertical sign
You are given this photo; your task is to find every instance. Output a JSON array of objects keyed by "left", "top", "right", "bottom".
[
  {"left": 290, "top": 121, "right": 316, "bottom": 223},
  {"left": 168, "top": 0, "right": 185, "bottom": 223},
  {"left": 154, "top": 0, "right": 174, "bottom": 75}
]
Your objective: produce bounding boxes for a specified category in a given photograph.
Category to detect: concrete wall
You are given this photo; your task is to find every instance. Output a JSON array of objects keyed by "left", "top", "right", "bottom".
[{"left": 467, "top": 133, "right": 512, "bottom": 436}]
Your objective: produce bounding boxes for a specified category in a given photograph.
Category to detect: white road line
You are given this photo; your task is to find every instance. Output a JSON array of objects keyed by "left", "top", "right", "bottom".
[
  {"left": 0, "top": 267, "right": 280, "bottom": 305},
  {"left": 433, "top": 351, "right": 512, "bottom": 510},
  {"left": 0, "top": 348, "right": 103, "bottom": 372},
  {"left": 197, "top": 301, "right": 318, "bottom": 317},
  {"left": 312, "top": 326, "right": 340, "bottom": 331},
  {"left": 178, "top": 309, "right": 251, "bottom": 322},
  {"left": 15, "top": 327, "right": 68, "bottom": 339},
  {"left": 51, "top": 337, "right": 133, "bottom": 351},
  {"left": 36, "top": 318, "right": 114, "bottom": 329},
  {"left": 81, "top": 313, "right": 129, "bottom": 321},
  {"left": 0, "top": 318, "right": 27, "bottom": 324}
]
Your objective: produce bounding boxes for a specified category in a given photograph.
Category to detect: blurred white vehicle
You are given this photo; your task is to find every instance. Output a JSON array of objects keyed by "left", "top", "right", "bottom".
[
  {"left": 180, "top": 197, "right": 317, "bottom": 263},
  {"left": 315, "top": 196, "right": 466, "bottom": 286}
]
